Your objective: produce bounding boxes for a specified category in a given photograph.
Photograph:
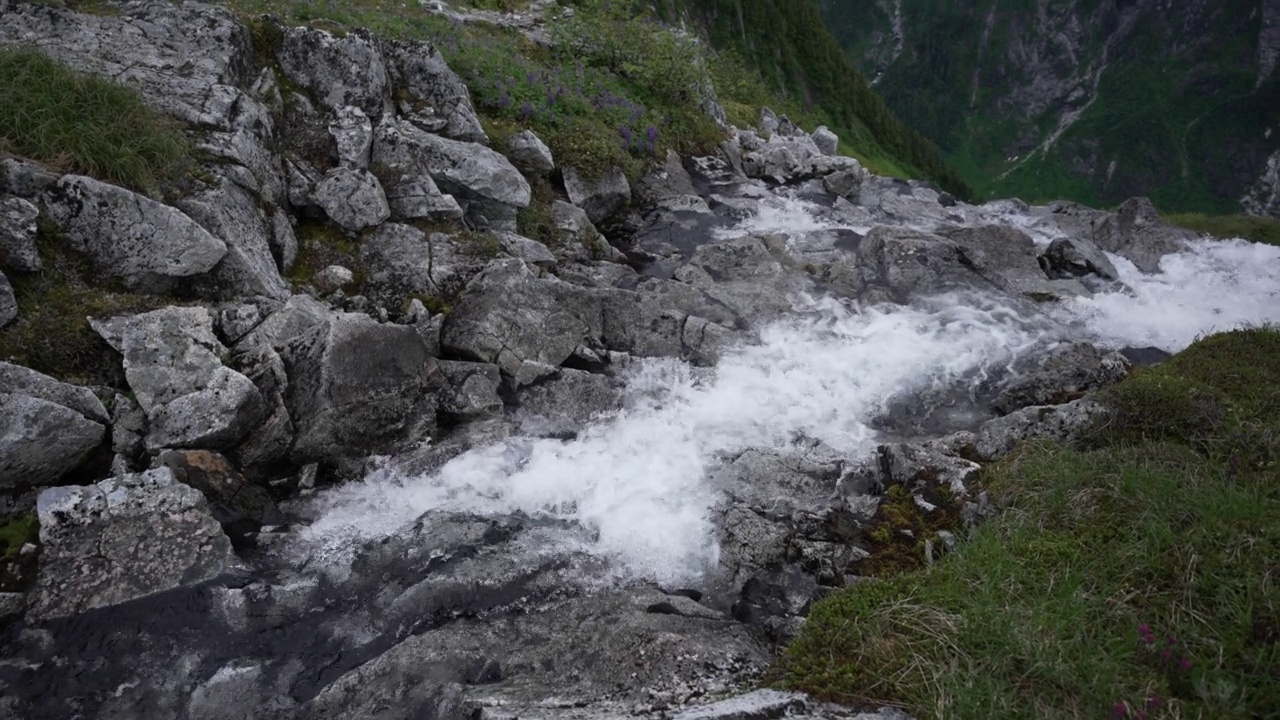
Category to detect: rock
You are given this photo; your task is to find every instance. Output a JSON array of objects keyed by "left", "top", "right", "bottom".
[
  {"left": 943, "top": 224, "right": 1086, "bottom": 299},
  {"left": 0, "top": 361, "right": 109, "bottom": 423},
  {"left": 1092, "top": 197, "right": 1195, "bottom": 273},
  {"left": 372, "top": 118, "right": 529, "bottom": 226},
  {"left": 29, "top": 468, "right": 235, "bottom": 620},
  {"left": 153, "top": 449, "right": 281, "bottom": 531},
  {"left": 237, "top": 294, "right": 333, "bottom": 352},
  {"left": 823, "top": 168, "right": 865, "bottom": 200},
  {"left": 0, "top": 393, "right": 105, "bottom": 491},
  {"left": 563, "top": 166, "right": 631, "bottom": 224},
  {"left": 42, "top": 175, "right": 228, "bottom": 294},
  {"left": 636, "top": 150, "right": 701, "bottom": 210},
  {"left": 314, "top": 265, "right": 355, "bottom": 295},
  {"left": 993, "top": 342, "right": 1129, "bottom": 414},
  {"left": 277, "top": 27, "right": 389, "bottom": 118},
  {"left": 515, "top": 368, "right": 622, "bottom": 437},
  {"left": 436, "top": 361, "right": 504, "bottom": 420},
  {"left": 441, "top": 259, "right": 602, "bottom": 376},
  {"left": 974, "top": 398, "right": 1110, "bottom": 461},
  {"left": 1039, "top": 237, "right": 1120, "bottom": 281},
  {"left": 217, "top": 303, "right": 267, "bottom": 345},
  {"left": 110, "top": 392, "right": 147, "bottom": 464},
  {"left": 361, "top": 223, "right": 481, "bottom": 303},
  {"left": 177, "top": 177, "right": 292, "bottom": 301},
  {"left": 496, "top": 232, "right": 555, "bottom": 267},
  {"left": 0, "top": 196, "right": 41, "bottom": 272},
  {"left": 380, "top": 171, "right": 464, "bottom": 223},
  {"left": 505, "top": 129, "right": 555, "bottom": 178},
  {"left": 0, "top": 157, "right": 58, "bottom": 199},
  {"left": 311, "top": 168, "right": 391, "bottom": 233},
  {"left": 330, "top": 106, "right": 374, "bottom": 169},
  {"left": 0, "top": 271, "right": 14, "bottom": 328},
  {"left": 550, "top": 199, "right": 605, "bottom": 251},
  {"left": 282, "top": 314, "right": 441, "bottom": 463},
  {"left": 759, "top": 107, "right": 780, "bottom": 136},
  {"left": 91, "top": 307, "right": 267, "bottom": 452},
  {"left": 271, "top": 207, "right": 299, "bottom": 274},
  {"left": 672, "top": 689, "right": 808, "bottom": 720},
  {"left": 811, "top": 126, "right": 839, "bottom": 156},
  {"left": 383, "top": 37, "right": 487, "bottom": 143}
]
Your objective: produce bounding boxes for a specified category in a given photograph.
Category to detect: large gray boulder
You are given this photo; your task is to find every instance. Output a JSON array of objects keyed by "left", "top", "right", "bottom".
[
  {"left": 993, "top": 342, "right": 1129, "bottom": 414},
  {"left": 563, "top": 166, "right": 631, "bottom": 223},
  {"left": 330, "top": 106, "right": 374, "bottom": 169},
  {"left": 436, "top": 361, "right": 503, "bottom": 420},
  {"left": 0, "top": 364, "right": 109, "bottom": 491},
  {"left": 515, "top": 367, "right": 621, "bottom": 437},
  {"left": 943, "top": 224, "right": 1086, "bottom": 299},
  {"left": 0, "top": 271, "right": 14, "bottom": 328},
  {"left": 277, "top": 26, "right": 389, "bottom": 119},
  {"left": 1039, "top": 237, "right": 1120, "bottom": 281},
  {"left": 441, "top": 259, "right": 603, "bottom": 376},
  {"left": 282, "top": 314, "right": 441, "bottom": 463},
  {"left": 1092, "top": 197, "right": 1195, "bottom": 273},
  {"left": 92, "top": 307, "right": 267, "bottom": 452},
  {"left": 974, "top": 398, "right": 1110, "bottom": 461},
  {"left": 361, "top": 223, "right": 481, "bottom": 303},
  {"left": 383, "top": 37, "right": 487, "bottom": 143},
  {"left": 177, "top": 177, "right": 292, "bottom": 300},
  {"left": 811, "top": 126, "right": 839, "bottom": 155},
  {"left": 0, "top": 196, "right": 41, "bottom": 272},
  {"left": 30, "top": 468, "right": 236, "bottom": 620},
  {"left": 372, "top": 119, "right": 529, "bottom": 227},
  {"left": 310, "top": 168, "right": 391, "bottom": 233},
  {"left": 43, "top": 176, "right": 228, "bottom": 294}
]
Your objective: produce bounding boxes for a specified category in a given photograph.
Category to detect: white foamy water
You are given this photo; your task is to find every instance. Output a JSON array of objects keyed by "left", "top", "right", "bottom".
[
  {"left": 296, "top": 198, "right": 1280, "bottom": 585},
  {"left": 296, "top": 294, "right": 1050, "bottom": 583},
  {"left": 1064, "top": 238, "right": 1280, "bottom": 351}
]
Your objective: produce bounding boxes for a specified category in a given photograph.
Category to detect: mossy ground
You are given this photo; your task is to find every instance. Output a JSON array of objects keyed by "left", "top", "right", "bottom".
[
  {"left": 0, "top": 48, "right": 192, "bottom": 197},
  {"left": 774, "top": 328, "right": 1280, "bottom": 719},
  {"left": 1164, "top": 214, "right": 1280, "bottom": 247}
]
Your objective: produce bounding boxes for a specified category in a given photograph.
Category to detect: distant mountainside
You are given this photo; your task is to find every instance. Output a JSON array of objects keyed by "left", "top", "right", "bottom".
[
  {"left": 650, "top": 0, "right": 974, "bottom": 198},
  {"left": 818, "top": 0, "right": 1280, "bottom": 216}
]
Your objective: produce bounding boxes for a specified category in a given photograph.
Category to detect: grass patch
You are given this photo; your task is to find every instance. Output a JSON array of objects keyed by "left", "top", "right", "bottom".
[
  {"left": 1164, "top": 214, "right": 1280, "bottom": 246},
  {"left": 287, "top": 219, "right": 368, "bottom": 291},
  {"left": 0, "top": 48, "right": 192, "bottom": 197},
  {"left": 0, "top": 515, "right": 37, "bottom": 561},
  {"left": 774, "top": 328, "right": 1280, "bottom": 719}
]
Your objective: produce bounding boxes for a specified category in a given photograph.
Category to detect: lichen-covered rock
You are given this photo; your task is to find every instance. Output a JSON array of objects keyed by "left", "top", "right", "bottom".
[
  {"left": 811, "top": 126, "right": 839, "bottom": 156},
  {"left": 282, "top": 314, "right": 441, "bottom": 463},
  {"left": 153, "top": 449, "right": 281, "bottom": 530},
  {"left": 0, "top": 196, "right": 41, "bottom": 272},
  {"left": 0, "top": 361, "right": 108, "bottom": 423},
  {"left": 91, "top": 307, "right": 266, "bottom": 452},
  {"left": 436, "top": 361, "right": 503, "bottom": 420},
  {"left": 564, "top": 166, "right": 630, "bottom": 223},
  {"left": 277, "top": 26, "right": 389, "bottom": 119},
  {"left": 823, "top": 168, "right": 865, "bottom": 201},
  {"left": 1092, "top": 197, "right": 1195, "bottom": 273},
  {"left": 311, "top": 168, "right": 391, "bottom": 233},
  {"left": 496, "top": 232, "right": 556, "bottom": 267},
  {"left": 43, "top": 175, "right": 228, "bottom": 294},
  {"left": 30, "top": 468, "right": 235, "bottom": 620},
  {"left": 974, "top": 398, "right": 1110, "bottom": 461},
  {"left": 372, "top": 119, "right": 528, "bottom": 226},
  {"left": 383, "top": 37, "right": 486, "bottom": 143},
  {"left": 993, "top": 342, "right": 1129, "bottom": 414},
  {"left": 330, "top": 106, "right": 374, "bottom": 169},
  {"left": 0, "top": 393, "right": 105, "bottom": 491},
  {"left": 361, "top": 223, "right": 481, "bottom": 303},
  {"left": 0, "top": 271, "right": 15, "bottom": 328},
  {"left": 314, "top": 265, "right": 355, "bottom": 295},
  {"left": 177, "top": 177, "right": 291, "bottom": 301},
  {"left": 441, "top": 259, "right": 603, "bottom": 375},
  {"left": 505, "top": 129, "right": 554, "bottom": 178}
]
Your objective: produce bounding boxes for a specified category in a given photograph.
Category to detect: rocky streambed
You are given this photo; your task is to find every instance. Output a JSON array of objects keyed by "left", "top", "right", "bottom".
[{"left": 2, "top": 2, "right": 1280, "bottom": 719}]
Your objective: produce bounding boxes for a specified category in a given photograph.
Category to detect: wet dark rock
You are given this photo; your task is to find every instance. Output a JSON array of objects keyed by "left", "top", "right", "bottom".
[
  {"left": 437, "top": 360, "right": 504, "bottom": 420},
  {"left": 1039, "top": 237, "right": 1119, "bottom": 281},
  {"left": 993, "top": 342, "right": 1129, "bottom": 414},
  {"left": 564, "top": 166, "right": 631, "bottom": 224},
  {"left": 153, "top": 449, "right": 283, "bottom": 536},
  {"left": 515, "top": 368, "right": 622, "bottom": 438}
]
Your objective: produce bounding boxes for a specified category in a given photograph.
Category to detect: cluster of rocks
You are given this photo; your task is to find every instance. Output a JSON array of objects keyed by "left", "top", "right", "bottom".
[{"left": 0, "top": 2, "right": 1215, "bottom": 719}]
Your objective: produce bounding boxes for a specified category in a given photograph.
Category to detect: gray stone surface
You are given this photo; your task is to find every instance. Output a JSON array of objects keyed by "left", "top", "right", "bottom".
[
  {"left": 497, "top": 232, "right": 556, "bottom": 267},
  {"left": 277, "top": 26, "right": 389, "bottom": 118},
  {"left": 436, "top": 361, "right": 504, "bottom": 419},
  {"left": 505, "top": 129, "right": 555, "bottom": 178},
  {"left": 0, "top": 270, "right": 14, "bottom": 328},
  {"left": 1092, "top": 197, "right": 1195, "bottom": 273},
  {"left": 994, "top": 342, "right": 1129, "bottom": 414},
  {"left": 330, "top": 106, "right": 374, "bottom": 169},
  {"left": 515, "top": 368, "right": 621, "bottom": 437},
  {"left": 177, "top": 177, "right": 292, "bottom": 301},
  {"left": 92, "top": 307, "right": 266, "bottom": 451},
  {"left": 563, "top": 166, "right": 631, "bottom": 223},
  {"left": 0, "top": 393, "right": 105, "bottom": 491},
  {"left": 282, "top": 314, "right": 441, "bottom": 463},
  {"left": 1039, "top": 237, "right": 1119, "bottom": 281},
  {"left": 42, "top": 175, "right": 228, "bottom": 294},
  {"left": 361, "top": 223, "right": 482, "bottom": 303},
  {"left": 311, "top": 168, "right": 391, "bottom": 233},
  {"left": 373, "top": 118, "right": 530, "bottom": 214},
  {"left": 811, "top": 126, "right": 839, "bottom": 156},
  {"left": 383, "top": 37, "right": 487, "bottom": 143},
  {"left": 0, "top": 196, "right": 41, "bottom": 272},
  {"left": 974, "top": 398, "right": 1110, "bottom": 461},
  {"left": 30, "top": 468, "right": 235, "bottom": 620},
  {"left": 0, "top": 361, "right": 108, "bottom": 423}
]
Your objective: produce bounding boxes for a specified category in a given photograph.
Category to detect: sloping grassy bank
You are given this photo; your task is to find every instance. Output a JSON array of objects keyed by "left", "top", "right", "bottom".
[{"left": 774, "top": 328, "right": 1280, "bottom": 719}]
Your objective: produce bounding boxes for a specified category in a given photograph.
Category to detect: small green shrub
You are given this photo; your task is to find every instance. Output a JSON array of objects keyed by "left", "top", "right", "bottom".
[{"left": 0, "top": 48, "right": 192, "bottom": 196}]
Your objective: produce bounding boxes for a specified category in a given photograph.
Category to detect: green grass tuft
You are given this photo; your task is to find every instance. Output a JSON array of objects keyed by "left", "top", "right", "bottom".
[
  {"left": 0, "top": 515, "right": 38, "bottom": 561},
  {"left": 1164, "top": 214, "right": 1280, "bottom": 247},
  {"left": 0, "top": 48, "right": 193, "bottom": 196},
  {"left": 774, "top": 328, "right": 1280, "bottom": 719}
]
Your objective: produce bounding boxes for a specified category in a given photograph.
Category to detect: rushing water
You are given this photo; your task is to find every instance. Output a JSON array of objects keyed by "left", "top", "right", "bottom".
[{"left": 295, "top": 197, "right": 1280, "bottom": 586}]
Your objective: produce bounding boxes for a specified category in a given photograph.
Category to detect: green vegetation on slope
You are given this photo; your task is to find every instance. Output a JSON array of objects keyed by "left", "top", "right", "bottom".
[
  {"left": 654, "top": 0, "right": 972, "bottom": 198},
  {"left": 0, "top": 48, "right": 193, "bottom": 197},
  {"left": 1164, "top": 213, "right": 1280, "bottom": 246},
  {"left": 819, "top": 0, "right": 1280, "bottom": 214},
  {"left": 774, "top": 328, "right": 1280, "bottom": 719}
]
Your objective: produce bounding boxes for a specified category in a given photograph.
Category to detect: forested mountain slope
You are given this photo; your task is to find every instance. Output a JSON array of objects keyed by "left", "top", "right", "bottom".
[{"left": 819, "top": 0, "right": 1280, "bottom": 215}]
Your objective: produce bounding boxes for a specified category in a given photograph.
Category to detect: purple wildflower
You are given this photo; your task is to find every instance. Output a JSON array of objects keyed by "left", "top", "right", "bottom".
[
  {"left": 646, "top": 126, "right": 659, "bottom": 146},
  {"left": 619, "top": 125, "right": 633, "bottom": 150},
  {"left": 497, "top": 92, "right": 511, "bottom": 110},
  {"left": 519, "top": 102, "right": 534, "bottom": 122}
]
